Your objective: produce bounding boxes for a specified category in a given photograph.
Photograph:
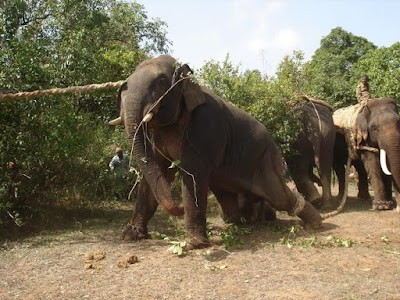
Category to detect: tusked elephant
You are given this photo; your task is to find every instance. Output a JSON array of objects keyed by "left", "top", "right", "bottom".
[
  {"left": 286, "top": 98, "right": 336, "bottom": 209},
  {"left": 333, "top": 98, "right": 400, "bottom": 210},
  {"left": 108, "top": 55, "right": 322, "bottom": 249}
]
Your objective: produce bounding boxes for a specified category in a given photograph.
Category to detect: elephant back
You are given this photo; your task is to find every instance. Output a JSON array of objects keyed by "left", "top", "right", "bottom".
[
  {"left": 333, "top": 105, "right": 363, "bottom": 132},
  {"left": 333, "top": 105, "right": 364, "bottom": 159}
]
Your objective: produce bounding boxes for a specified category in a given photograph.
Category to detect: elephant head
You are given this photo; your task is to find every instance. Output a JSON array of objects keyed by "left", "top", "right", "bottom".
[
  {"left": 355, "top": 98, "right": 400, "bottom": 189},
  {"left": 109, "top": 55, "right": 206, "bottom": 216}
]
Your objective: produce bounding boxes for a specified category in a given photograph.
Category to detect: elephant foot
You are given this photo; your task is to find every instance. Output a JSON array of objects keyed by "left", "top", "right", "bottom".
[
  {"left": 310, "top": 198, "right": 324, "bottom": 209},
  {"left": 372, "top": 200, "right": 394, "bottom": 211},
  {"left": 185, "top": 238, "right": 211, "bottom": 250},
  {"left": 303, "top": 221, "right": 322, "bottom": 231},
  {"left": 297, "top": 202, "right": 322, "bottom": 230},
  {"left": 121, "top": 224, "right": 149, "bottom": 241},
  {"left": 264, "top": 207, "right": 277, "bottom": 221},
  {"left": 322, "top": 199, "right": 336, "bottom": 210},
  {"left": 358, "top": 192, "right": 371, "bottom": 200}
]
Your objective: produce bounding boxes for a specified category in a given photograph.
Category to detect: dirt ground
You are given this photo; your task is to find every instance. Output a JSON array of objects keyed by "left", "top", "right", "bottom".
[{"left": 1, "top": 182, "right": 400, "bottom": 300}]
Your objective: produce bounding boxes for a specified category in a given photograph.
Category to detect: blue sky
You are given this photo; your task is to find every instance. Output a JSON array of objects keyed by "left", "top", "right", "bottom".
[{"left": 141, "top": 0, "right": 399, "bottom": 75}]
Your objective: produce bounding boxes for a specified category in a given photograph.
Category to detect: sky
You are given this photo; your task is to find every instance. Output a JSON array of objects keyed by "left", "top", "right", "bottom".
[{"left": 140, "top": 0, "right": 399, "bottom": 76}]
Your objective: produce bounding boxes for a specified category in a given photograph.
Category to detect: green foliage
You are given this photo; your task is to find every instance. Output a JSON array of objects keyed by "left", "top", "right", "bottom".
[
  {"left": 326, "top": 235, "right": 354, "bottom": 248},
  {"left": 204, "top": 262, "right": 227, "bottom": 271},
  {"left": 198, "top": 54, "right": 269, "bottom": 109},
  {"left": 383, "top": 248, "right": 400, "bottom": 259},
  {"left": 0, "top": 0, "right": 170, "bottom": 225},
  {"left": 277, "top": 227, "right": 355, "bottom": 249},
  {"left": 306, "top": 27, "right": 377, "bottom": 107},
  {"left": 167, "top": 240, "right": 187, "bottom": 256},
  {"left": 209, "top": 224, "right": 252, "bottom": 248},
  {"left": 352, "top": 43, "right": 400, "bottom": 100}
]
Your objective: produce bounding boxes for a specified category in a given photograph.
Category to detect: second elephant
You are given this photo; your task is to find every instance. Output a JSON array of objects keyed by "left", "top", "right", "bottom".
[{"left": 286, "top": 99, "right": 336, "bottom": 208}]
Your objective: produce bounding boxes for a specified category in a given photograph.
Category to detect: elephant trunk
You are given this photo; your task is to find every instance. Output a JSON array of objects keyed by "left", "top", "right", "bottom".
[{"left": 125, "top": 93, "right": 184, "bottom": 216}]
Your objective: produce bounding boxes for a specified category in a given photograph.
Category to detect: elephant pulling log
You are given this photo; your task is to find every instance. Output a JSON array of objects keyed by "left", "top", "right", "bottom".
[
  {"left": 109, "top": 55, "right": 322, "bottom": 249},
  {"left": 333, "top": 98, "right": 400, "bottom": 211}
]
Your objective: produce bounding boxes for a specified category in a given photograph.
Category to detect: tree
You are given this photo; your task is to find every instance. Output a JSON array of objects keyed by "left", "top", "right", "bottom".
[
  {"left": 352, "top": 42, "right": 400, "bottom": 100},
  {"left": 0, "top": 0, "right": 170, "bottom": 226},
  {"left": 274, "top": 50, "right": 310, "bottom": 98},
  {"left": 306, "top": 27, "right": 376, "bottom": 107}
]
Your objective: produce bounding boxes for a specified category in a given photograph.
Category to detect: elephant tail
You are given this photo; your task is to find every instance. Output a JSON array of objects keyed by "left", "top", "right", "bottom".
[{"left": 320, "top": 155, "right": 351, "bottom": 219}]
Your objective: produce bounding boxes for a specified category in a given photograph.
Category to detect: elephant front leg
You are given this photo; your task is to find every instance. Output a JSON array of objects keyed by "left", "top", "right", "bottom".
[
  {"left": 354, "top": 160, "right": 371, "bottom": 199},
  {"left": 121, "top": 178, "right": 158, "bottom": 241},
  {"left": 182, "top": 174, "right": 211, "bottom": 250},
  {"left": 289, "top": 159, "right": 321, "bottom": 206},
  {"left": 333, "top": 160, "right": 346, "bottom": 200},
  {"left": 211, "top": 188, "right": 242, "bottom": 223},
  {"left": 362, "top": 152, "right": 393, "bottom": 210}
]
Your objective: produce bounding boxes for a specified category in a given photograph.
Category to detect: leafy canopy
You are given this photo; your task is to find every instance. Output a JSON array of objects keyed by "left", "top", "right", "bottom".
[{"left": 0, "top": 0, "right": 170, "bottom": 226}]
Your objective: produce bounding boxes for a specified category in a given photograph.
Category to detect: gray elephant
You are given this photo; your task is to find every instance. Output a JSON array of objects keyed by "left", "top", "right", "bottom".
[
  {"left": 108, "top": 55, "right": 322, "bottom": 249},
  {"left": 286, "top": 99, "right": 336, "bottom": 209},
  {"left": 333, "top": 98, "right": 400, "bottom": 210}
]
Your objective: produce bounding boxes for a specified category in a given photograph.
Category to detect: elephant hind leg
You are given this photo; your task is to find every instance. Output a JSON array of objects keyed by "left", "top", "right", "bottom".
[
  {"left": 211, "top": 188, "right": 242, "bottom": 223},
  {"left": 239, "top": 193, "right": 276, "bottom": 222},
  {"left": 210, "top": 188, "right": 276, "bottom": 224},
  {"left": 354, "top": 161, "right": 371, "bottom": 199},
  {"left": 254, "top": 174, "right": 322, "bottom": 229}
]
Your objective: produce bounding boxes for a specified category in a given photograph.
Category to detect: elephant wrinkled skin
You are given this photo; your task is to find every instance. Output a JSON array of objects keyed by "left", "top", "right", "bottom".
[
  {"left": 112, "top": 55, "right": 322, "bottom": 249},
  {"left": 286, "top": 101, "right": 335, "bottom": 209},
  {"left": 334, "top": 98, "right": 400, "bottom": 210}
]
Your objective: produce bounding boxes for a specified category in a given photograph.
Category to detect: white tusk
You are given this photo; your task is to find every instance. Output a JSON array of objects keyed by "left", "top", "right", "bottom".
[
  {"left": 380, "top": 149, "right": 392, "bottom": 175},
  {"left": 142, "top": 112, "right": 154, "bottom": 123},
  {"left": 108, "top": 116, "right": 122, "bottom": 126}
]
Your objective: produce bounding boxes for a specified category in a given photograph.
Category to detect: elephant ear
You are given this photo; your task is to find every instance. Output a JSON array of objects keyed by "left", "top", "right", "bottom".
[
  {"left": 355, "top": 106, "right": 370, "bottom": 142},
  {"left": 173, "top": 64, "right": 206, "bottom": 112},
  {"left": 116, "top": 81, "right": 128, "bottom": 112}
]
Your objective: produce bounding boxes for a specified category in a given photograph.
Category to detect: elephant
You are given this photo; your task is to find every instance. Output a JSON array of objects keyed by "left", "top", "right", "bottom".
[
  {"left": 285, "top": 99, "right": 336, "bottom": 209},
  {"left": 108, "top": 55, "right": 322, "bottom": 249},
  {"left": 333, "top": 98, "right": 400, "bottom": 210}
]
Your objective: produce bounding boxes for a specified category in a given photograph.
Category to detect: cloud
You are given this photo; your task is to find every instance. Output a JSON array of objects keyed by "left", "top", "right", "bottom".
[
  {"left": 274, "top": 28, "right": 301, "bottom": 50},
  {"left": 232, "top": 1, "right": 300, "bottom": 52},
  {"left": 265, "top": 1, "right": 285, "bottom": 14}
]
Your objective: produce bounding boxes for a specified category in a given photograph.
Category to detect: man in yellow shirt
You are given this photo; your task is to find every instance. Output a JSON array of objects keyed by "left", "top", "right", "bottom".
[{"left": 356, "top": 75, "right": 371, "bottom": 105}]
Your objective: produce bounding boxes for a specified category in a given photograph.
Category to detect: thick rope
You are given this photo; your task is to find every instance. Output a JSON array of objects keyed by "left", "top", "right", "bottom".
[
  {"left": 0, "top": 80, "right": 125, "bottom": 102},
  {"left": 357, "top": 145, "right": 379, "bottom": 153}
]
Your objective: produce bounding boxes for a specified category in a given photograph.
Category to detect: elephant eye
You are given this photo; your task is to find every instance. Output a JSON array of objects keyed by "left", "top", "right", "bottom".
[
  {"left": 370, "top": 124, "right": 378, "bottom": 131},
  {"left": 156, "top": 76, "right": 169, "bottom": 88}
]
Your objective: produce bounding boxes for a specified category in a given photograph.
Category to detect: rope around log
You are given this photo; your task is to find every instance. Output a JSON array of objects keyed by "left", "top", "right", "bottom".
[{"left": 0, "top": 80, "right": 125, "bottom": 102}]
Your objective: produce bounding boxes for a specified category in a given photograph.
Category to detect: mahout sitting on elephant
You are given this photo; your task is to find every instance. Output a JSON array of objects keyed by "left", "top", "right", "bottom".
[
  {"left": 333, "top": 98, "right": 400, "bottom": 211},
  {"left": 108, "top": 55, "right": 322, "bottom": 249},
  {"left": 285, "top": 96, "right": 336, "bottom": 209}
]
